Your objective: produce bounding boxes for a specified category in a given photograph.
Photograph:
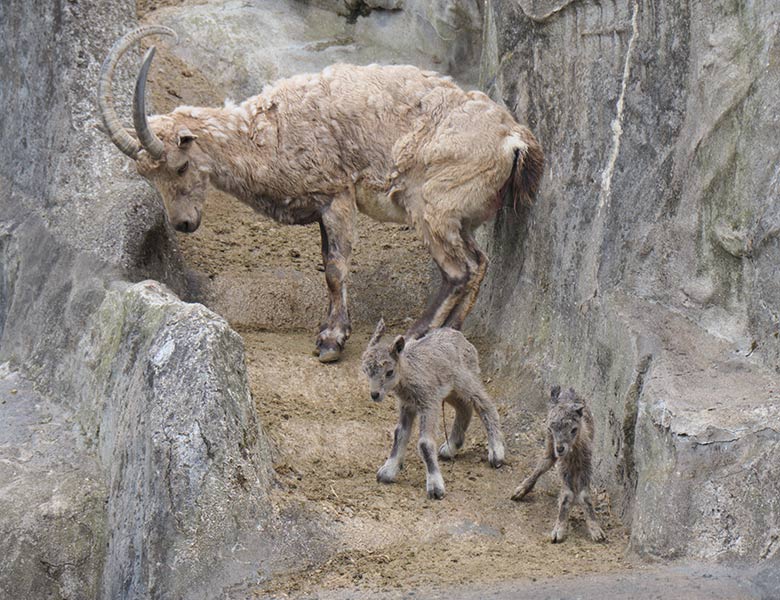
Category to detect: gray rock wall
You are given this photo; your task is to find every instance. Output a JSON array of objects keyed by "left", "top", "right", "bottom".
[
  {"left": 0, "top": 1, "right": 273, "bottom": 597},
  {"left": 475, "top": 0, "right": 780, "bottom": 561},
  {"left": 152, "top": 0, "right": 483, "bottom": 96}
]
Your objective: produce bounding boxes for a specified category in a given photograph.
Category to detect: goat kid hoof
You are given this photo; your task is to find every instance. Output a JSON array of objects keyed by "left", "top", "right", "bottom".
[
  {"left": 511, "top": 484, "right": 531, "bottom": 501},
  {"left": 551, "top": 525, "right": 567, "bottom": 543},
  {"left": 427, "top": 485, "right": 445, "bottom": 500},
  {"left": 426, "top": 476, "right": 445, "bottom": 499},
  {"left": 438, "top": 442, "right": 455, "bottom": 460},
  {"left": 588, "top": 525, "right": 606, "bottom": 542},
  {"left": 488, "top": 447, "right": 505, "bottom": 468},
  {"left": 376, "top": 466, "right": 398, "bottom": 484}
]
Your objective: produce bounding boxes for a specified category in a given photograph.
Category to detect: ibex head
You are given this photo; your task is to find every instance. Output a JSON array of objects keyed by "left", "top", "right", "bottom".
[{"left": 97, "top": 27, "right": 209, "bottom": 233}]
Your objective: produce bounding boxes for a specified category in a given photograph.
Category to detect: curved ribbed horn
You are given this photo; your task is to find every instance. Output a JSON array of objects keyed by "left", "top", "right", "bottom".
[
  {"left": 96, "top": 26, "right": 178, "bottom": 159},
  {"left": 133, "top": 47, "right": 165, "bottom": 160}
]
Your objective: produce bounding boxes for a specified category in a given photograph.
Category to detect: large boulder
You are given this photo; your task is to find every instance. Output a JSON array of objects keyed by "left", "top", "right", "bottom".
[
  {"left": 475, "top": 0, "right": 780, "bottom": 561},
  {"left": 79, "top": 280, "right": 272, "bottom": 599}
]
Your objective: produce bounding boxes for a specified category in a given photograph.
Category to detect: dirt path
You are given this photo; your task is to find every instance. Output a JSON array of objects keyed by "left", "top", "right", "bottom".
[
  {"left": 135, "top": 2, "right": 629, "bottom": 595},
  {"left": 244, "top": 330, "right": 627, "bottom": 597}
]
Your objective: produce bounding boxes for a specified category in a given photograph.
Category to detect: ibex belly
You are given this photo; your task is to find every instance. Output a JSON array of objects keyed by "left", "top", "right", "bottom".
[{"left": 355, "top": 184, "right": 408, "bottom": 224}]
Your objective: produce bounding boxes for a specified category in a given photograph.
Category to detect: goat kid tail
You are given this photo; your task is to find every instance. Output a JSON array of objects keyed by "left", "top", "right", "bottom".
[{"left": 501, "top": 128, "right": 544, "bottom": 210}]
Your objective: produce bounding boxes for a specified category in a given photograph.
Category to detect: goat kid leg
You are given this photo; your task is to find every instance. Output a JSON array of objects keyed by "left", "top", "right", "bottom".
[
  {"left": 316, "top": 193, "right": 355, "bottom": 362},
  {"left": 551, "top": 484, "right": 574, "bottom": 543},
  {"left": 377, "top": 404, "right": 416, "bottom": 484},
  {"left": 418, "top": 410, "right": 445, "bottom": 499},
  {"left": 439, "top": 399, "right": 473, "bottom": 460},
  {"left": 511, "top": 436, "right": 555, "bottom": 500},
  {"left": 471, "top": 386, "right": 505, "bottom": 467},
  {"left": 579, "top": 489, "right": 606, "bottom": 542}
]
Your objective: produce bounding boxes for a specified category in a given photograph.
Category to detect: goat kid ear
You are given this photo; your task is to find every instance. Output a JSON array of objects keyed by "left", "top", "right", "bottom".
[
  {"left": 550, "top": 385, "right": 561, "bottom": 403},
  {"left": 177, "top": 128, "right": 198, "bottom": 148},
  {"left": 369, "top": 318, "right": 386, "bottom": 346},
  {"left": 391, "top": 335, "right": 405, "bottom": 357}
]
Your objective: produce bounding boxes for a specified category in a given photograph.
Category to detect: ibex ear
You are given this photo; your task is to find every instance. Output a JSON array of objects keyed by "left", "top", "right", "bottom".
[
  {"left": 177, "top": 128, "right": 198, "bottom": 148},
  {"left": 550, "top": 386, "right": 561, "bottom": 403},
  {"left": 368, "top": 318, "right": 386, "bottom": 347},
  {"left": 390, "top": 335, "right": 405, "bottom": 358}
]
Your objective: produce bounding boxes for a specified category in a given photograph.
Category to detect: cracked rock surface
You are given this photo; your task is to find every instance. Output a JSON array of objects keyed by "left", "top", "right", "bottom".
[{"left": 475, "top": 0, "right": 780, "bottom": 561}]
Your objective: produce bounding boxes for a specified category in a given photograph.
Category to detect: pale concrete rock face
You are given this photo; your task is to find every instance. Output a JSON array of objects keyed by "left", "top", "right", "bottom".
[
  {"left": 0, "top": 369, "right": 106, "bottom": 600},
  {"left": 475, "top": 0, "right": 780, "bottom": 562},
  {"left": 149, "top": 0, "right": 483, "bottom": 97}
]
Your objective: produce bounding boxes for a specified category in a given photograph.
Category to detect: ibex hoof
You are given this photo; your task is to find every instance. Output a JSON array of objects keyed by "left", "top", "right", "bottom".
[
  {"left": 317, "top": 345, "right": 342, "bottom": 363},
  {"left": 316, "top": 329, "right": 347, "bottom": 363},
  {"left": 426, "top": 474, "right": 445, "bottom": 499},
  {"left": 427, "top": 485, "right": 445, "bottom": 500},
  {"left": 488, "top": 446, "right": 505, "bottom": 468},
  {"left": 377, "top": 464, "right": 398, "bottom": 483},
  {"left": 438, "top": 442, "right": 455, "bottom": 460}
]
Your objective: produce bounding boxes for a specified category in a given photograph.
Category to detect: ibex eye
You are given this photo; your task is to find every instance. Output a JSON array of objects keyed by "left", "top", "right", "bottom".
[
  {"left": 177, "top": 161, "right": 189, "bottom": 175},
  {"left": 386, "top": 370, "right": 394, "bottom": 378},
  {"left": 571, "top": 427, "right": 578, "bottom": 435}
]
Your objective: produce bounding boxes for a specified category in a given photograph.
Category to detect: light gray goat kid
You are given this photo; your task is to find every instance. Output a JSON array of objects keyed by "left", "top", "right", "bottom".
[
  {"left": 361, "top": 320, "right": 505, "bottom": 499},
  {"left": 511, "top": 386, "right": 605, "bottom": 543}
]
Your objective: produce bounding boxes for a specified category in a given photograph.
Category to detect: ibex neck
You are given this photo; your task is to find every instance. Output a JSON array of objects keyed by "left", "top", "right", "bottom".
[{"left": 171, "top": 101, "right": 263, "bottom": 199}]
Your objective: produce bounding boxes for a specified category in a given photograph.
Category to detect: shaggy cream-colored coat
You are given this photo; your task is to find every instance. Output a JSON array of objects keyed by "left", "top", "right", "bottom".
[{"left": 100, "top": 31, "right": 543, "bottom": 361}]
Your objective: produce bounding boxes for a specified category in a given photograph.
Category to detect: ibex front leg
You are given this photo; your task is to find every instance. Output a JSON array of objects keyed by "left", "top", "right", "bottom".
[{"left": 316, "top": 192, "right": 355, "bottom": 362}]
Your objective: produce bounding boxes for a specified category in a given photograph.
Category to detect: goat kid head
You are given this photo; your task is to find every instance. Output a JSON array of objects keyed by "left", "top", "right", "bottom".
[
  {"left": 547, "top": 386, "right": 585, "bottom": 458},
  {"left": 361, "top": 319, "right": 404, "bottom": 403},
  {"left": 98, "top": 27, "right": 209, "bottom": 233}
]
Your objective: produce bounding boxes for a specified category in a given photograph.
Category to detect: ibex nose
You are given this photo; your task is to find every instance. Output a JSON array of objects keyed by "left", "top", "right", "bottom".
[
  {"left": 556, "top": 445, "right": 565, "bottom": 455},
  {"left": 371, "top": 391, "right": 380, "bottom": 401},
  {"left": 175, "top": 219, "right": 195, "bottom": 233}
]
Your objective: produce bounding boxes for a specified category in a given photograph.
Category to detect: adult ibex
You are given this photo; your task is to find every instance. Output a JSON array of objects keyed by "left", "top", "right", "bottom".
[{"left": 98, "top": 26, "right": 544, "bottom": 362}]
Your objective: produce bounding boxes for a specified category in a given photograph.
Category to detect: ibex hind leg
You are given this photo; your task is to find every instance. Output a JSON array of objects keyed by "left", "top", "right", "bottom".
[
  {"left": 444, "top": 231, "right": 488, "bottom": 330},
  {"left": 418, "top": 411, "right": 445, "bottom": 499},
  {"left": 406, "top": 219, "right": 471, "bottom": 338}
]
